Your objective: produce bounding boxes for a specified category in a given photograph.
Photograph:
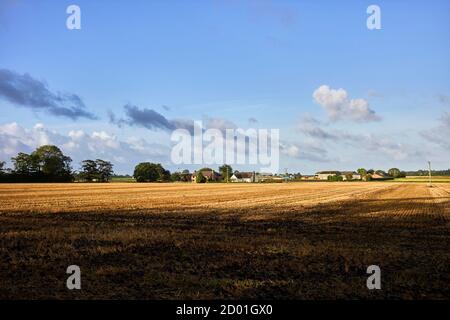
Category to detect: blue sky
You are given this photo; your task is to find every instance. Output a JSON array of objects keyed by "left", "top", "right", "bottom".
[{"left": 1, "top": 0, "right": 450, "bottom": 174}]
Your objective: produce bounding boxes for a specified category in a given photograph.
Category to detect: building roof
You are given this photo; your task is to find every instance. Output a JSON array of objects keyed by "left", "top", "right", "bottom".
[
  {"left": 193, "top": 170, "right": 221, "bottom": 179},
  {"left": 341, "top": 171, "right": 358, "bottom": 175},
  {"left": 316, "top": 171, "right": 341, "bottom": 175},
  {"left": 233, "top": 172, "right": 254, "bottom": 179}
]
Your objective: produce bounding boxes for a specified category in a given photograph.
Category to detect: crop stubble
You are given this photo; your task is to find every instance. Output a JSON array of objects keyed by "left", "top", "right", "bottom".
[{"left": 0, "top": 182, "right": 448, "bottom": 299}]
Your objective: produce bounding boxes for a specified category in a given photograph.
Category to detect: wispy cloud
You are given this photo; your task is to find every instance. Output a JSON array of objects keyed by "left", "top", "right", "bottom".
[
  {"left": 0, "top": 69, "right": 97, "bottom": 120},
  {"left": 297, "top": 117, "right": 423, "bottom": 161},
  {"left": 420, "top": 112, "right": 450, "bottom": 149}
]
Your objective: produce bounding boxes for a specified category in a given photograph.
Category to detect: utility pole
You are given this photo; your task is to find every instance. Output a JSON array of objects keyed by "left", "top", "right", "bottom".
[{"left": 428, "top": 161, "right": 432, "bottom": 187}]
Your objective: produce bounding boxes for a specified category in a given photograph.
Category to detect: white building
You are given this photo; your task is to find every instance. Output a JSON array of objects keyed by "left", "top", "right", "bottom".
[{"left": 316, "top": 171, "right": 341, "bottom": 180}]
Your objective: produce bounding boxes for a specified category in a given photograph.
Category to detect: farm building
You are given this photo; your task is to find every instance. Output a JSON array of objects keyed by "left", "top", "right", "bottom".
[
  {"left": 230, "top": 172, "right": 256, "bottom": 183},
  {"left": 365, "top": 172, "right": 393, "bottom": 181},
  {"left": 191, "top": 170, "right": 222, "bottom": 182},
  {"left": 341, "top": 171, "right": 362, "bottom": 181},
  {"left": 316, "top": 171, "right": 341, "bottom": 180}
]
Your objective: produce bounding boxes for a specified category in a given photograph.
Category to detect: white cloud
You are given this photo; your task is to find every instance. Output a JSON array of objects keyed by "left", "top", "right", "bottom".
[
  {"left": 0, "top": 122, "right": 170, "bottom": 173},
  {"left": 313, "top": 85, "right": 381, "bottom": 122}
]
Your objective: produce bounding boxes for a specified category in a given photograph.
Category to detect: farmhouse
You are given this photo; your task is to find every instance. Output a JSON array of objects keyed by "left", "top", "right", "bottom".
[
  {"left": 366, "top": 172, "right": 393, "bottom": 181},
  {"left": 191, "top": 169, "right": 221, "bottom": 182},
  {"left": 341, "top": 171, "right": 361, "bottom": 181},
  {"left": 230, "top": 172, "right": 256, "bottom": 183},
  {"left": 316, "top": 171, "right": 341, "bottom": 180}
]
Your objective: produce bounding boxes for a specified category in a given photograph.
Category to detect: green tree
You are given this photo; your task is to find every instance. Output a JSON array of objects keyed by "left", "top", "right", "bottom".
[
  {"left": 180, "top": 170, "right": 191, "bottom": 182},
  {"left": 171, "top": 172, "right": 182, "bottom": 182},
  {"left": 80, "top": 160, "right": 98, "bottom": 182},
  {"left": 12, "top": 152, "right": 33, "bottom": 174},
  {"left": 0, "top": 161, "right": 5, "bottom": 174},
  {"left": 328, "top": 174, "right": 343, "bottom": 182},
  {"left": 32, "top": 145, "right": 72, "bottom": 177},
  {"left": 219, "top": 164, "right": 233, "bottom": 182},
  {"left": 367, "top": 169, "right": 375, "bottom": 174},
  {"left": 133, "top": 162, "right": 169, "bottom": 182},
  {"left": 345, "top": 173, "right": 353, "bottom": 181},
  {"left": 96, "top": 159, "right": 114, "bottom": 182},
  {"left": 388, "top": 168, "right": 401, "bottom": 178},
  {"left": 195, "top": 172, "right": 206, "bottom": 183},
  {"left": 357, "top": 168, "right": 367, "bottom": 176},
  {"left": 11, "top": 145, "right": 72, "bottom": 181}
]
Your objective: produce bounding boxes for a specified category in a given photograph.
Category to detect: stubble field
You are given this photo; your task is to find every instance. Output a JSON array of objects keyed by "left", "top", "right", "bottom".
[{"left": 0, "top": 182, "right": 449, "bottom": 299}]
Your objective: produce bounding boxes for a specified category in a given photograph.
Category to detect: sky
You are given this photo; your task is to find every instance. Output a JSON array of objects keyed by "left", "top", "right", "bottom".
[{"left": 0, "top": 0, "right": 449, "bottom": 174}]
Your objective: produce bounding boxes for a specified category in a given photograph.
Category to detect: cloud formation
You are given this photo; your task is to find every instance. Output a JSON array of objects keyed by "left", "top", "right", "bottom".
[
  {"left": 313, "top": 85, "right": 381, "bottom": 122},
  {"left": 0, "top": 69, "right": 97, "bottom": 120},
  {"left": 280, "top": 140, "right": 332, "bottom": 162},
  {"left": 420, "top": 112, "right": 450, "bottom": 149},
  {"left": 297, "top": 117, "right": 423, "bottom": 161},
  {"left": 0, "top": 122, "right": 169, "bottom": 173},
  {"left": 109, "top": 104, "right": 238, "bottom": 135}
]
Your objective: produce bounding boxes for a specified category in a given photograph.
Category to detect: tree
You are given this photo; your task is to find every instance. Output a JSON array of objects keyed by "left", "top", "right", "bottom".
[
  {"left": 328, "top": 174, "right": 343, "bottom": 182},
  {"left": 79, "top": 159, "right": 114, "bottom": 182},
  {"left": 357, "top": 168, "right": 367, "bottom": 176},
  {"left": 12, "top": 152, "right": 34, "bottom": 174},
  {"left": 10, "top": 145, "right": 72, "bottom": 182},
  {"left": 367, "top": 169, "right": 375, "bottom": 174},
  {"left": 388, "top": 168, "right": 401, "bottom": 178},
  {"left": 133, "top": 162, "right": 169, "bottom": 182},
  {"left": 96, "top": 159, "right": 114, "bottom": 182},
  {"left": 80, "top": 160, "right": 98, "bottom": 182},
  {"left": 0, "top": 161, "right": 5, "bottom": 174},
  {"left": 32, "top": 145, "right": 72, "bottom": 177},
  {"left": 195, "top": 172, "right": 206, "bottom": 183},
  {"left": 219, "top": 164, "right": 233, "bottom": 182},
  {"left": 180, "top": 170, "right": 191, "bottom": 182},
  {"left": 160, "top": 169, "right": 171, "bottom": 182},
  {"left": 345, "top": 173, "right": 353, "bottom": 181},
  {"left": 171, "top": 172, "right": 182, "bottom": 182}
]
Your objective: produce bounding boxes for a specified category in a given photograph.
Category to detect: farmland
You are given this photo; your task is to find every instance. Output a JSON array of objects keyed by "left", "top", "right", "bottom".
[
  {"left": 394, "top": 176, "right": 450, "bottom": 183},
  {"left": 0, "top": 182, "right": 449, "bottom": 299}
]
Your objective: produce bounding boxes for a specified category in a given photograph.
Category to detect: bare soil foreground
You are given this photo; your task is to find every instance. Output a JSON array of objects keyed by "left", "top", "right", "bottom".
[{"left": 0, "top": 182, "right": 449, "bottom": 299}]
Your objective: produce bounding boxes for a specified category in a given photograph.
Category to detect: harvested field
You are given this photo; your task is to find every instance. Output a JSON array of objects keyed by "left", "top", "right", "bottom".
[{"left": 0, "top": 182, "right": 449, "bottom": 299}]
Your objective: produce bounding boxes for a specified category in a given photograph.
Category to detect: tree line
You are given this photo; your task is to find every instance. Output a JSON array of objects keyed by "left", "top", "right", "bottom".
[
  {"left": 0, "top": 144, "right": 232, "bottom": 183},
  {"left": 0, "top": 145, "right": 114, "bottom": 183},
  {"left": 403, "top": 169, "right": 450, "bottom": 176},
  {"left": 357, "top": 168, "right": 406, "bottom": 179}
]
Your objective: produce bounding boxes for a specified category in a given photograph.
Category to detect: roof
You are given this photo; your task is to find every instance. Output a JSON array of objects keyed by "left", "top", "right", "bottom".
[
  {"left": 234, "top": 172, "right": 254, "bottom": 179},
  {"left": 316, "top": 171, "right": 341, "bottom": 175},
  {"left": 193, "top": 170, "right": 221, "bottom": 179}
]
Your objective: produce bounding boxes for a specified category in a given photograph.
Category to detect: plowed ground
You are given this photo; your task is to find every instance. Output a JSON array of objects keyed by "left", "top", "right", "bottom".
[{"left": 0, "top": 182, "right": 448, "bottom": 299}]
